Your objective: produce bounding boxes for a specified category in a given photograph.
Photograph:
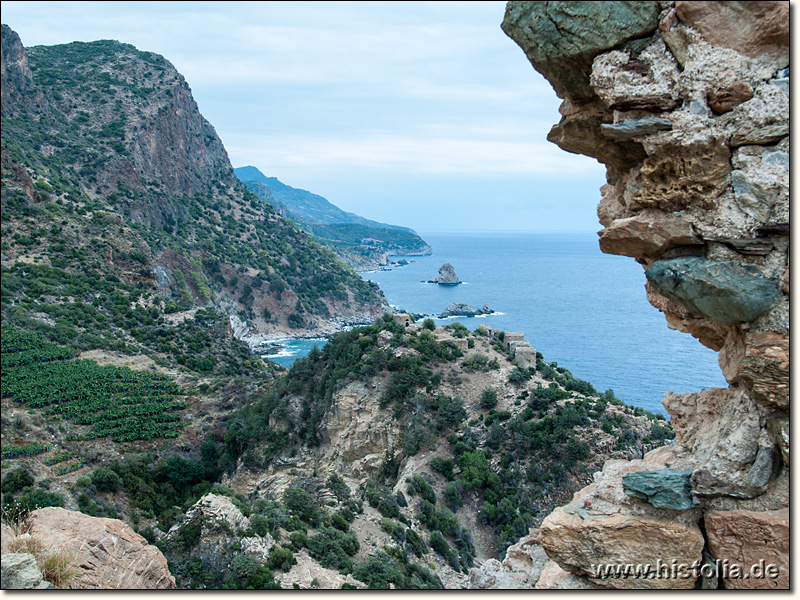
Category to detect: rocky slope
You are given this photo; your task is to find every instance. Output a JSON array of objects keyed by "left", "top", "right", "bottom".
[
  {"left": 498, "top": 0, "right": 789, "bottom": 589},
  {"left": 160, "top": 316, "right": 674, "bottom": 588}
]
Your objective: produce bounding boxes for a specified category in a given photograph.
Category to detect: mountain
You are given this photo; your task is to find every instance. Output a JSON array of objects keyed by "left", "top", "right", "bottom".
[
  {"left": 235, "top": 166, "right": 432, "bottom": 270},
  {"left": 1, "top": 25, "right": 386, "bottom": 345},
  {"left": 0, "top": 23, "right": 387, "bottom": 504}
]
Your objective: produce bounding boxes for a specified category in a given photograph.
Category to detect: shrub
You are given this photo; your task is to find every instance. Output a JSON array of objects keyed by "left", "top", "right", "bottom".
[
  {"left": 2, "top": 468, "right": 34, "bottom": 494},
  {"left": 266, "top": 546, "right": 296, "bottom": 571},
  {"left": 429, "top": 531, "right": 451, "bottom": 558},
  {"left": 480, "top": 388, "right": 498, "bottom": 410},
  {"left": 407, "top": 475, "right": 436, "bottom": 505},
  {"left": 91, "top": 466, "right": 120, "bottom": 494},
  {"left": 326, "top": 473, "right": 351, "bottom": 502},
  {"left": 430, "top": 457, "right": 455, "bottom": 481},
  {"left": 444, "top": 481, "right": 463, "bottom": 511},
  {"left": 15, "top": 489, "right": 64, "bottom": 512},
  {"left": 422, "top": 318, "right": 436, "bottom": 331},
  {"left": 283, "top": 487, "right": 319, "bottom": 523},
  {"left": 352, "top": 551, "right": 407, "bottom": 589},
  {"left": 462, "top": 353, "right": 488, "bottom": 371},
  {"left": 435, "top": 395, "right": 466, "bottom": 429}
]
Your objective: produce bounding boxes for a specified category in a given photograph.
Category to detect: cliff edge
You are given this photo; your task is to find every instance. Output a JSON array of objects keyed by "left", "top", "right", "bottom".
[{"left": 499, "top": 0, "right": 788, "bottom": 590}]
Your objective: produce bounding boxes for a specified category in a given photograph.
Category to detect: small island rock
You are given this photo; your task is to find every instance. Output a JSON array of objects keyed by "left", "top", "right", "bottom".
[
  {"left": 439, "top": 303, "right": 494, "bottom": 318},
  {"left": 428, "top": 263, "right": 462, "bottom": 285}
]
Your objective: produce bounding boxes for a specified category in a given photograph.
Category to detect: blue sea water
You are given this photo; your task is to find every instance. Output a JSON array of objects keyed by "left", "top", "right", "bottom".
[{"left": 358, "top": 231, "right": 727, "bottom": 414}]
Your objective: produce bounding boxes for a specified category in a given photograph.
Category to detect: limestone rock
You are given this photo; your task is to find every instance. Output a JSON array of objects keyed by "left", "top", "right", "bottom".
[
  {"left": 600, "top": 117, "right": 672, "bottom": 141},
  {"left": 26, "top": 507, "right": 175, "bottom": 589},
  {"left": 534, "top": 560, "right": 596, "bottom": 589},
  {"left": 766, "top": 417, "right": 788, "bottom": 470},
  {"left": 662, "top": 386, "right": 766, "bottom": 489},
  {"left": 548, "top": 114, "right": 646, "bottom": 169},
  {"left": 501, "top": 1, "right": 660, "bottom": 102},
  {"left": 429, "top": 262, "right": 461, "bottom": 285},
  {"left": 590, "top": 41, "right": 681, "bottom": 112},
  {"left": 176, "top": 493, "right": 253, "bottom": 534},
  {"left": 708, "top": 81, "right": 754, "bottom": 114},
  {"left": 316, "top": 384, "right": 403, "bottom": 480},
  {"left": 645, "top": 257, "right": 780, "bottom": 324},
  {"left": 675, "top": 1, "right": 789, "bottom": 67},
  {"left": 598, "top": 213, "right": 702, "bottom": 259},
  {"left": 274, "top": 550, "right": 365, "bottom": 590},
  {"left": 730, "top": 122, "right": 788, "bottom": 147},
  {"left": 1, "top": 553, "right": 53, "bottom": 590},
  {"left": 635, "top": 139, "right": 731, "bottom": 212},
  {"left": 739, "top": 331, "right": 789, "bottom": 409},
  {"left": 704, "top": 508, "right": 789, "bottom": 589},
  {"left": 468, "top": 529, "right": 548, "bottom": 589},
  {"left": 622, "top": 469, "right": 694, "bottom": 510},
  {"left": 540, "top": 506, "right": 704, "bottom": 589}
]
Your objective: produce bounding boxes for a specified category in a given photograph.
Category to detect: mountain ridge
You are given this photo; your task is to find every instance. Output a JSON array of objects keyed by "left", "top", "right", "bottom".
[{"left": 235, "top": 166, "right": 432, "bottom": 270}]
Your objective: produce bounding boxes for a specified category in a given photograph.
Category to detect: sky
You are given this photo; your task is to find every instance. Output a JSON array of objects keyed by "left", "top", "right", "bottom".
[{"left": 1, "top": 1, "right": 608, "bottom": 232}]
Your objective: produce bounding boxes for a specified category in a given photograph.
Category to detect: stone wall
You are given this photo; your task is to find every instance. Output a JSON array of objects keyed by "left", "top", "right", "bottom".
[{"left": 501, "top": 0, "right": 788, "bottom": 589}]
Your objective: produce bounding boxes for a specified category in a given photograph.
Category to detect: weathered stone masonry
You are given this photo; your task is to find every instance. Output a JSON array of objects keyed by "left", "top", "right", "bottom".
[{"left": 501, "top": 0, "right": 788, "bottom": 589}]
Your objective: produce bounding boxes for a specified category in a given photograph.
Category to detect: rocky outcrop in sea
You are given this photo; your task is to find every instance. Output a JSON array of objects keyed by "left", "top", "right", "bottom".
[
  {"left": 427, "top": 262, "right": 462, "bottom": 285},
  {"left": 438, "top": 303, "right": 494, "bottom": 318}
]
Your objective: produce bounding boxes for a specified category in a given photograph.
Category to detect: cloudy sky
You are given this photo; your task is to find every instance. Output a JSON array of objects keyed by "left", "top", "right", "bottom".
[{"left": 2, "top": 1, "right": 607, "bottom": 232}]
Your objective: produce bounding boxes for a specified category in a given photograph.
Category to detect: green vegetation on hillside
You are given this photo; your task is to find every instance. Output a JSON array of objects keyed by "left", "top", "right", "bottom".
[{"left": 309, "top": 222, "right": 430, "bottom": 253}]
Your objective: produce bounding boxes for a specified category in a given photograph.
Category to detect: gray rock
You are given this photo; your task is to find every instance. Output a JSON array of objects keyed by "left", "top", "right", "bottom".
[
  {"left": 645, "top": 257, "right": 780, "bottom": 324},
  {"left": 691, "top": 469, "right": 767, "bottom": 500},
  {"left": 766, "top": 418, "right": 789, "bottom": 470},
  {"left": 428, "top": 263, "right": 461, "bottom": 285},
  {"left": 600, "top": 118, "right": 672, "bottom": 141},
  {"left": 745, "top": 443, "right": 776, "bottom": 489},
  {"left": 502, "top": 1, "right": 660, "bottom": 101},
  {"left": 622, "top": 469, "right": 695, "bottom": 510},
  {"left": 730, "top": 170, "right": 776, "bottom": 222},
  {"left": 438, "top": 303, "right": 493, "bottom": 319},
  {"left": 1, "top": 553, "right": 52, "bottom": 589}
]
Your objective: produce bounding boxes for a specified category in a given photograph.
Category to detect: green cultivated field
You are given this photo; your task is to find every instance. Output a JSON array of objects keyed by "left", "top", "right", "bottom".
[{"left": 2, "top": 328, "right": 186, "bottom": 442}]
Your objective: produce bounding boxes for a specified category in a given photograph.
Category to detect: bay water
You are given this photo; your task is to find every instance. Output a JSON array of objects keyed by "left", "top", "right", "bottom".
[{"left": 273, "top": 231, "right": 727, "bottom": 414}]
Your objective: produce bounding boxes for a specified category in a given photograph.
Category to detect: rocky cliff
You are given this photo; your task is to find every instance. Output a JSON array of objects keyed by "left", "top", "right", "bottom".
[
  {"left": 1, "top": 24, "right": 385, "bottom": 346},
  {"left": 500, "top": 0, "right": 788, "bottom": 589}
]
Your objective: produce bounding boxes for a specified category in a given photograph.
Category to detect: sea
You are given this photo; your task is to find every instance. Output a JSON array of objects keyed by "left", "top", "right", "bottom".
[{"left": 268, "top": 231, "right": 728, "bottom": 414}]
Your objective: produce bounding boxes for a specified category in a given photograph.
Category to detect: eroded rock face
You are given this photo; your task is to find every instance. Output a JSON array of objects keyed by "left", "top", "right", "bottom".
[
  {"left": 503, "top": 0, "right": 788, "bottom": 590},
  {"left": 468, "top": 529, "right": 548, "bottom": 589},
  {"left": 501, "top": 1, "right": 661, "bottom": 101},
  {"left": 704, "top": 508, "right": 789, "bottom": 589},
  {"left": 164, "top": 493, "right": 277, "bottom": 586},
  {"left": 540, "top": 506, "right": 704, "bottom": 589},
  {"left": 26, "top": 507, "right": 176, "bottom": 589}
]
